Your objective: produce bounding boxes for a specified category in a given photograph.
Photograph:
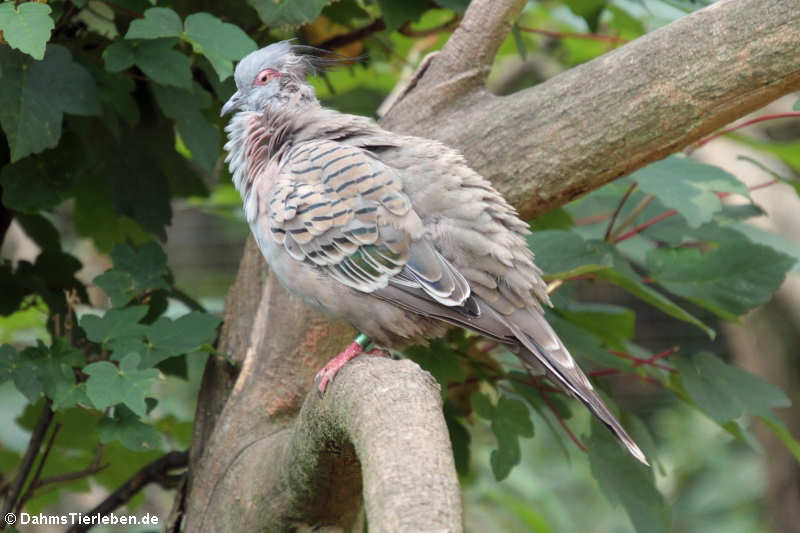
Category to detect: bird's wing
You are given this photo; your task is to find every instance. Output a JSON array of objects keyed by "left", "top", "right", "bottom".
[
  {"left": 267, "top": 139, "right": 470, "bottom": 305},
  {"left": 364, "top": 138, "right": 648, "bottom": 464}
]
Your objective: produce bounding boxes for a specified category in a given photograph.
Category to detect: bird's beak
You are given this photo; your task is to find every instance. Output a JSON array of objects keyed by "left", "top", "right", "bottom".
[{"left": 220, "top": 91, "right": 242, "bottom": 117}]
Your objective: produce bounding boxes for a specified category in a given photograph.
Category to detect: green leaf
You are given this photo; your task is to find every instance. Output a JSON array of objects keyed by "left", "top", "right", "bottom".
[
  {"left": 72, "top": 186, "right": 151, "bottom": 251},
  {"left": 435, "top": 0, "right": 471, "bottom": 14},
  {"left": 631, "top": 156, "right": 749, "bottom": 228},
  {"left": 530, "top": 207, "right": 574, "bottom": 230},
  {"left": 4, "top": 339, "right": 86, "bottom": 408},
  {"left": 406, "top": 339, "right": 466, "bottom": 395},
  {"left": 0, "top": 263, "right": 25, "bottom": 315},
  {"left": 444, "top": 404, "right": 471, "bottom": 475},
  {"left": 529, "top": 230, "right": 714, "bottom": 337},
  {"left": 760, "top": 416, "right": 800, "bottom": 462},
  {"left": 97, "top": 405, "right": 161, "bottom": 451},
  {"left": 102, "top": 40, "right": 136, "bottom": 71},
  {"left": 111, "top": 242, "right": 169, "bottom": 292},
  {"left": 94, "top": 270, "right": 134, "bottom": 307},
  {"left": 80, "top": 306, "right": 149, "bottom": 346},
  {"left": 125, "top": 7, "right": 181, "bottom": 39},
  {"left": 151, "top": 83, "right": 220, "bottom": 170},
  {"left": 377, "top": 0, "right": 429, "bottom": 31},
  {"left": 0, "top": 45, "right": 100, "bottom": 161},
  {"left": 136, "top": 311, "right": 221, "bottom": 368},
  {"left": 0, "top": 1, "right": 54, "bottom": 59},
  {"left": 94, "top": 242, "right": 171, "bottom": 309},
  {"left": 470, "top": 391, "right": 494, "bottom": 419},
  {"left": 104, "top": 38, "right": 192, "bottom": 88},
  {"left": 322, "top": 0, "right": 370, "bottom": 24},
  {"left": 527, "top": 230, "right": 614, "bottom": 278},
  {"left": 133, "top": 38, "right": 193, "bottom": 89},
  {"left": 676, "top": 352, "right": 790, "bottom": 425},
  {"left": 556, "top": 299, "right": 635, "bottom": 348},
  {"left": 647, "top": 242, "right": 794, "bottom": 321},
  {"left": 564, "top": 0, "right": 607, "bottom": 31},
  {"left": 495, "top": 396, "right": 534, "bottom": 438},
  {"left": 736, "top": 153, "right": 800, "bottom": 201},
  {"left": 472, "top": 392, "right": 535, "bottom": 481},
  {"left": 588, "top": 419, "right": 671, "bottom": 533},
  {"left": 105, "top": 131, "right": 174, "bottom": 239},
  {"left": 511, "top": 23, "right": 527, "bottom": 59},
  {"left": 183, "top": 12, "right": 257, "bottom": 81},
  {"left": 16, "top": 214, "right": 61, "bottom": 251},
  {"left": 13, "top": 250, "right": 86, "bottom": 316},
  {"left": 489, "top": 395, "right": 534, "bottom": 481},
  {"left": 593, "top": 250, "right": 715, "bottom": 339},
  {"left": 94, "top": 68, "right": 139, "bottom": 128},
  {"left": 84, "top": 353, "right": 159, "bottom": 416},
  {"left": 0, "top": 343, "right": 17, "bottom": 383},
  {"left": 606, "top": 5, "right": 644, "bottom": 37},
  {"left": 247, "top": 0, "right": 332, "bottom": 27},
  {"left": 0, "top": 143, "right": 81, "bottom": 212},
  {"left": 794, "top": 99, "right": 800, "bottom": 111}
]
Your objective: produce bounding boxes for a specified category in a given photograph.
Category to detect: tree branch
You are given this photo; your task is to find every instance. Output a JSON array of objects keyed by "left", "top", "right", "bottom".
[
  {"left": 192, "top": 357, "right": 460, "bottom": 531},
  {"left": 383, "top": 0, "right": 800, "bottom": 218},
  {"left": 382, "top": 0, "right": 526, "bottom": 117},
  {"left": 1, "top": 401, "right": 52, "bottom": 526},
  {"left": 65, "top": 450, "right": 188, "bottom": 533}
]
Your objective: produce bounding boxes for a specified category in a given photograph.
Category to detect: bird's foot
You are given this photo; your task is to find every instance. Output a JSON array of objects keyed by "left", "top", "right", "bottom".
[{"left": 313, "top": 341, "right": 389, "bottom": 397}]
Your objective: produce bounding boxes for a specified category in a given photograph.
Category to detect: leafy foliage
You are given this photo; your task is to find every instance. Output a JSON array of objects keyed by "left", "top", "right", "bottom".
[
  {"left": 0, "top": 0, "right": 797, "bottom": 531},
  {"left": 0, "top": 1, "right": 53, "bottom": 59}
]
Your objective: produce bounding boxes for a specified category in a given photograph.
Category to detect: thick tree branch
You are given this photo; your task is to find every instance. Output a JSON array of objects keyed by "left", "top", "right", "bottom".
[
  {"left": 191, "top": 357, "right": 460, "bottom": 531},
  {"left": 383, "top": 0, "right": 800, "bottom": 218},
  {"left": 383, "top": 0, "right": 526, "bottom": 116}
]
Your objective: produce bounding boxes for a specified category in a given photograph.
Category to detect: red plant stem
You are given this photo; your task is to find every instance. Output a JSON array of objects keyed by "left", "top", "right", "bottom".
[
  {"left": 613, "top": 210, "right": 677, "bottom": 243},
  {"left": 646, "top": 346, "right": 679, "bottom": 364},
  {"left": 531, "top": 377, "right": 587, "bottom": 452},
  {"left": 716, "top": 179, "right": 780, "bottom": 199},
  {"left": 696, "top": 112, "right": 800, "bottom": 148},
  {"left": 517, "top": 26, "right": 629, "bottom": 44},
  {"left": 590, "top": 368, "right": 664, "bottom": 388},
  {"left": 565, "top": 273, "right": 598, "bottom": 282},
  {"left": 588, "top": 369, "right": 621, "bottom": 377},
  {"left": 605, "top": 182, "right": 638, "bottom": 241},
  {"left": 614, "top": 178, "right": 781, "bottom": 243},
  {"left": 575, "top": 213, "right": 611, "bottom": 226},
  {"left": 608, "top": 350, "right": 676, "bottom": 372}
]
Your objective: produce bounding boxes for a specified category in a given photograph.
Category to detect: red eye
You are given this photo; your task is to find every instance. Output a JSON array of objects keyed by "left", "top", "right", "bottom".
[{"left": 254, "top": 68, "right": 279, "bottom": 86}]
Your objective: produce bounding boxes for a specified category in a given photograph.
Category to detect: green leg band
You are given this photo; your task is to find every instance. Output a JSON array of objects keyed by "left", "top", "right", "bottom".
[{"left": 354, "top": 333, "right": 374, "bottom": 351}]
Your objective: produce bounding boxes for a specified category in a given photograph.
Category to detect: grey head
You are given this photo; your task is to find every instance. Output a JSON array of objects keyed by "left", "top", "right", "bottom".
[{"left": 220, "top": 41, "right": 319, "bottom": 116}]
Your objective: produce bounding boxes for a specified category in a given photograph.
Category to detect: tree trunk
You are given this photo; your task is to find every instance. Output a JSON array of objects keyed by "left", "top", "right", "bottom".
[{"left": 181, "top": 0, "right": 800, "bottom": 530}]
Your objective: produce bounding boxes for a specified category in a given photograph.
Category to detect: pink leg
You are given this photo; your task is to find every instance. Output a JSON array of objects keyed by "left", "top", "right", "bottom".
[{"left": 314, "top": 342, "right": 388, "bottom": 396}]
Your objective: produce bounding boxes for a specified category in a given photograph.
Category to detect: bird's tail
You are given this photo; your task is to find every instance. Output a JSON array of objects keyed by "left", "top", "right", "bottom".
[{"left": 502, "top": 310, "right": 649, "bottom": 465}]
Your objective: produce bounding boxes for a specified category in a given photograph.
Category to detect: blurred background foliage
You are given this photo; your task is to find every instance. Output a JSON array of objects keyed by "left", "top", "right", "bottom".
[{"left": 1, "top": 0, "right": 799, "bottom": 531}]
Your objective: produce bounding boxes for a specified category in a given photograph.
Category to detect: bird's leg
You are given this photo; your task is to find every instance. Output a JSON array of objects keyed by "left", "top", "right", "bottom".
[{"left": 313, "top": 333, "right": 388, "bottom": 396}]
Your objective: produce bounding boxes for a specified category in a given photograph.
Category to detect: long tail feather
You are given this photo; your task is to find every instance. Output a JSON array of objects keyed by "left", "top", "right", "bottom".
[{"left": 502, "top": 311, "right": 649, "bottom": 465}]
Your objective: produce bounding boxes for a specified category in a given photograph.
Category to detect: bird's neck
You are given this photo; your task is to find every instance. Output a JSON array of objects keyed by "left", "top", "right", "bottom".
[{"left": 224, "top": 95, "right": 322, "bottom": 204}]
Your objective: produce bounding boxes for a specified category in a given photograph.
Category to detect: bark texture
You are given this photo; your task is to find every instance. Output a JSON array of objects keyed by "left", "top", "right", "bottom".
[{"left": 183, "top": 0, "right": 800, "bottom": 530}]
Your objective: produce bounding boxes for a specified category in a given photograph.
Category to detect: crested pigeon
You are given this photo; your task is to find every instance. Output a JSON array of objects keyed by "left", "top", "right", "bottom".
[{"left": 221, "top": 41, "right": 648, "bottom": 465}]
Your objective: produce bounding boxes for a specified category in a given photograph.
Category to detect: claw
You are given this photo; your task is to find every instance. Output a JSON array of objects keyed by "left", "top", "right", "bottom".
[{"left": 314, "top": 340, "right": 389, "bottom": 396}]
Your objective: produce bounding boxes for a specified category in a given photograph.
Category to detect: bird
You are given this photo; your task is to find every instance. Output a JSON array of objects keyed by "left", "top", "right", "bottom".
[{"left": 220, "top": 41, "right": 648, "bottom": 466}]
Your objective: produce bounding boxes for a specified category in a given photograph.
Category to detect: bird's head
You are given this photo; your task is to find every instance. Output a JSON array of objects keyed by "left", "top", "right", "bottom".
[{"left": 220, "top": 41, "right": 334, "bottom": 117}]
